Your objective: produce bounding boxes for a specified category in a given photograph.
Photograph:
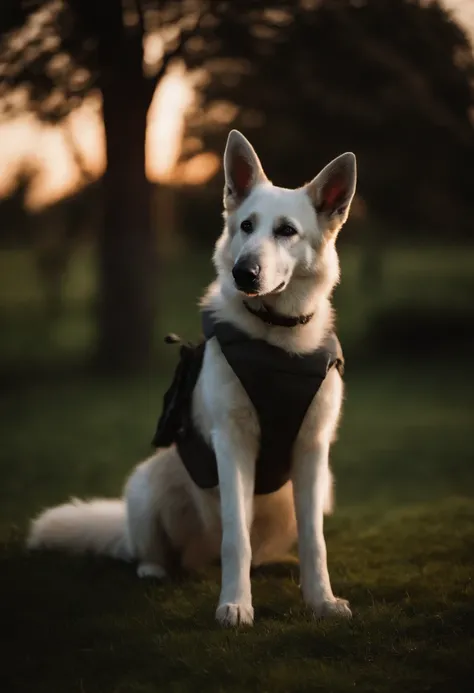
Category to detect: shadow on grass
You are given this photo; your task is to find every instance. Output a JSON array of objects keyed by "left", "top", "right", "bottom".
[{"left": 2, "top": 498, "right": 474, "bottom": 693}]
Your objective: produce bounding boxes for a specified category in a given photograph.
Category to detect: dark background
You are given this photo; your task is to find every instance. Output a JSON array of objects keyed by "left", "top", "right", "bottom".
[{"left": 1, "top": 2, "right": 474, "bottom": 692}]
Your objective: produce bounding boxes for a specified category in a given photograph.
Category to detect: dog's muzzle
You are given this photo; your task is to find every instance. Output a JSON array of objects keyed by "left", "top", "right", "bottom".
[{"left": 232, "top": 258, "right": 261, "bottom": 295}]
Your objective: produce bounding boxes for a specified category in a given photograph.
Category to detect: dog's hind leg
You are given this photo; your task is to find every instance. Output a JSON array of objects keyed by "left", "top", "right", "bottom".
[
  {"left": 127, "top": 447, "right": 216, "bottom": 578},
  {"left": 125, "top": 456, "right": 171, "bottom": 579}
]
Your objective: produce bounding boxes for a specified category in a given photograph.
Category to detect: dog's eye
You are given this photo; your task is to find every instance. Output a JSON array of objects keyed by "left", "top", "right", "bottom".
[
  {"left": 240, "top": 219, "right": 253, "bottom": 234},
  {"left": 275, "top": 223, "right": 298, "bottom": 238}
]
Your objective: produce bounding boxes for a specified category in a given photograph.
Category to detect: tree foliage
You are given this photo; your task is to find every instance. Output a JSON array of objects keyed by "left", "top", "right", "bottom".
[
  {"left": 2, "top": 0, "right": 473, "bottom": 238},
  {"left": 0, "top": 0, "right": 473, "bottom": 371},
  {"left": 184, "top": 0, "right": 474, "bottom": 237}
]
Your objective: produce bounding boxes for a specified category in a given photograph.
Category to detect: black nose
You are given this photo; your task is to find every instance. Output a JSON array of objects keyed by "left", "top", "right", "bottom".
[{"left": 232, "top": 258, "right": 261, "bottom": 292}]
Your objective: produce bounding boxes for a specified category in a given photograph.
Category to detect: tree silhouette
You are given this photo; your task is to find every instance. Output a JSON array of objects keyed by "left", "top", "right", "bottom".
[
  {"left": 185, "top": 0, "right": 474, "bottom": 239},
  {"left": 0, "top": 0, "right": 301, "bottom": 370},
  {"left": 0, "top": 0, "right": 213, "bottom": 372},
  {"left": 1, "top": 0, "right": 473, "bottom": 372}
]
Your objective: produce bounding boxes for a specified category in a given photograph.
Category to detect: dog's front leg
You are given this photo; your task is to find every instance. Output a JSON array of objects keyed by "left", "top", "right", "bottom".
[
  {"left": 212, "top": 425, "right": 255, "bottom": 627},
  {"left": 292, "top": 440, "right": 352, "bottom": 620}
]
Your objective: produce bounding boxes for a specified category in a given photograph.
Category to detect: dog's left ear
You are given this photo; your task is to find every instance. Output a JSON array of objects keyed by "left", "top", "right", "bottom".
[
  {"left": 306, "top": 152, "right": 357, "bottom": 231},
  {"left": 223, "top": 130, "right": 267, "bottom": 211}
]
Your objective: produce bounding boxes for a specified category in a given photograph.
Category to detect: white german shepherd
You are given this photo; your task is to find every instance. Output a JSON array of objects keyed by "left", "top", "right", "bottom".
[{"left": 28, "top": 130, "right": 357, "bottom": 627}]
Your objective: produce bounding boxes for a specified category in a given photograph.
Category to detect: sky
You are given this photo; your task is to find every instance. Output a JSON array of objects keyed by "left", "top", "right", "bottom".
[
  {"left": 0, "top": 0, "right": 472, "bottom": 211},
  {"left": 444, "top": 0, "right": 474, "bottom": 39}
]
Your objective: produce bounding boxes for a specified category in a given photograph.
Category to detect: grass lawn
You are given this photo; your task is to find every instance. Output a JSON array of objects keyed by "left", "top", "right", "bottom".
[
  {"left": 1, "top": 244, "right": 474, "bottom": 692},
  {"left": 2, "top": 363, "right": 474, "bottom": 693}
]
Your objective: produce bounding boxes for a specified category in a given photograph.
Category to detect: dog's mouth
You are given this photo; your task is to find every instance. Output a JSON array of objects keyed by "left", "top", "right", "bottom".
[{"left": 239, "top": 281, "right": 286, "bottom": 298}]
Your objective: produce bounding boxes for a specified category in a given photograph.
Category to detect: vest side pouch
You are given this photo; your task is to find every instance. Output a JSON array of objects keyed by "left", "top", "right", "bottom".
[{"left": 152, "top": 341, "right": 206, "bottom": 449}]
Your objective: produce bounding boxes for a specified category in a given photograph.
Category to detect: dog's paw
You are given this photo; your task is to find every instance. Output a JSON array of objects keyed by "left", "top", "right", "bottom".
[
  {"left": 215, "top": 602, "right": 254, "bottom": 627},
  {"left": 310, "top": 597, "right": 352, "bottom": 620},
  {"left": 137, "top": 562, "right": 167, "bottom": 579}
]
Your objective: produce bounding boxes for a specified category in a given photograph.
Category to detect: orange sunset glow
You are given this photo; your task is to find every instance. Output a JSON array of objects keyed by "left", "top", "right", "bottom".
[
  {"left": 0, "top": 0, "right": 472, "bottom": 212},
  {"left": 0, "top": 62, "right": 218, "bottom": 211}
]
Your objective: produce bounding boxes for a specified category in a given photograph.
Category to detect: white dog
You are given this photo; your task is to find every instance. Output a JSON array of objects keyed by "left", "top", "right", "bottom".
[{"left": 28, "top": 130, "right": 357, "bottom": 627}]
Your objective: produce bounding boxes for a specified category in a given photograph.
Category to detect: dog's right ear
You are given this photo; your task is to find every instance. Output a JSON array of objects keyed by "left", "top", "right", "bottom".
[{"left": 223, "top": 130, "right": 267, "bottom": 211}]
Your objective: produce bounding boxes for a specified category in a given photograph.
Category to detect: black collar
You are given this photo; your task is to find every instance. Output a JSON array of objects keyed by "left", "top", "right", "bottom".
[{"left": 243, "top": 301, "right": 314, "bottom": 328}]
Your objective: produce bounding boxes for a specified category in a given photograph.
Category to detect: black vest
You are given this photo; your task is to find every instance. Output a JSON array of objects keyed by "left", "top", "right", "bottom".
[{"left": 152, "top": 312, "right": 344, "bottom": 495}]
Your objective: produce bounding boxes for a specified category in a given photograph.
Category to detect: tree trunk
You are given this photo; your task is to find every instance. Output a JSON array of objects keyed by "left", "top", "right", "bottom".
[{"left": 92, "top": 1, "right": 157, "bottom": 373}]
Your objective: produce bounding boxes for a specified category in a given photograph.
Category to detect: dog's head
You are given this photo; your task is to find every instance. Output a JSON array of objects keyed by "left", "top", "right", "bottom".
[{"left": 214, "top": 130, "right": 357, "bottom": 302}]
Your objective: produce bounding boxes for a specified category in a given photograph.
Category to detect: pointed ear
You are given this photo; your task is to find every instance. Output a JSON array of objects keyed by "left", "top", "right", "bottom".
[
  {"left": 306, "top": 152, "right": 357, "bottom": 231},
  {"left": 223, "top": 130, "right": 267, "bottom": 210}
]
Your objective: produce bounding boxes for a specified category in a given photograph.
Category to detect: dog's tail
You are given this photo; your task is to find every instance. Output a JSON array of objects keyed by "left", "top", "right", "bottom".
[{"left": 27, "top": 498, "right": 133, "bottom": 561}]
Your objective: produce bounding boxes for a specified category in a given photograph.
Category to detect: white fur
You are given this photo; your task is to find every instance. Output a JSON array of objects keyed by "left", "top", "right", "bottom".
[
  {"left": 28, "top": 499, "right": 131, "bottom": 560},
  {"left": 27, "top": 130, "right": 356, "bottom": 627}
]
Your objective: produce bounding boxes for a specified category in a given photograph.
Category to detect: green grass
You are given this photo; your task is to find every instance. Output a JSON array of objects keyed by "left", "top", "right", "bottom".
[
  {"left": 2, "top": 364, "right": 474, "bottom": 693},
  {"left": 1, "top": 244, "right": 474, "bottom": 692}
]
